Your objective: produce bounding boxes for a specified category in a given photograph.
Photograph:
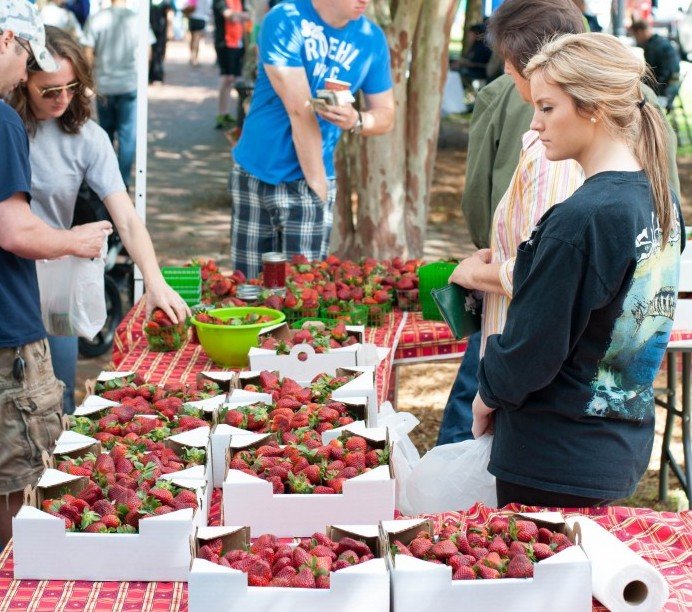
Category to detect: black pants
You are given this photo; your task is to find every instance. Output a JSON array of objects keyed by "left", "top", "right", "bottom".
[
  {"left": 496, "top": 479, "right": 611, "bottom": 508},
  {"left": 149, "top": 6, "right": 168, "bottom": 83}
]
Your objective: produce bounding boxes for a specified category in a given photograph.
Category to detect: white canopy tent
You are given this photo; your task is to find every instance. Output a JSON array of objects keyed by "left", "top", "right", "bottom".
[{"left": 132, "top": 0, "right": 151, "bottom": 301}]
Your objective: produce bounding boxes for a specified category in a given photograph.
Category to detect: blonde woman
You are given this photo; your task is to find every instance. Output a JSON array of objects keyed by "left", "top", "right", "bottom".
[{"left": 472, "top": 33, "right": 686, "bottom": 507}]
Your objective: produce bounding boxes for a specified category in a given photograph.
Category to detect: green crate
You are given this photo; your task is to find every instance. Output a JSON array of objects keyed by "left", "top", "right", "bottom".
[
  {"left": 162, "top": 267, "right": 202, "bottom": 306},
  {"left": 418, "top": 261, "right": 458, "bottom": 321}
]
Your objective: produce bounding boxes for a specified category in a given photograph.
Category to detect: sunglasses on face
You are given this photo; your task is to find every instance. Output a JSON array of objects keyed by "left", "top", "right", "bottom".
[
  {"left": 14, "top": 37, "right": 39, "bottom": 71},
  {"left": 32, "top": 81, "right": 82, "bottom": 100}
]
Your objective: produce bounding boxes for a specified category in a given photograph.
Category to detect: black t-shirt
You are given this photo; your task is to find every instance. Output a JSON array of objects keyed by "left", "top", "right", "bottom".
[
  {"left": 0, "top": 102, "right": 45, "bottom": 348},
  {"left": 478, "top": 170, "right": 685, "bottom": 499}
]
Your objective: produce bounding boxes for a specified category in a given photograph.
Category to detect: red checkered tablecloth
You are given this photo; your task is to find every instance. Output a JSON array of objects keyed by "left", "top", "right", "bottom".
[
  {"left": 1, "top": 492, "right": 690, "bottom": 610},
  {"left": 113, "top": 299, "right": 406, "bottom": 405}
]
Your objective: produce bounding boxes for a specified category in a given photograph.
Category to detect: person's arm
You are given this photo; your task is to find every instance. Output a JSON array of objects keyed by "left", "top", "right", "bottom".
[
  {"left": 264, "top": 64, "right": 329, "bottom": 201},
  {"left": 656, "top": 40, "right": 680, "bottom": 88},
  {"left": 449, "top": 248, "right": 505, "bottom": 294},
  {"left": 0, "top": 193, "right": 111, "bottom": 259},
  {"left": 103, "top": 191, "right": 190, "bottom": 324},
  {"left": 315, "top": 89, "right": 395, "bottom": 137}
]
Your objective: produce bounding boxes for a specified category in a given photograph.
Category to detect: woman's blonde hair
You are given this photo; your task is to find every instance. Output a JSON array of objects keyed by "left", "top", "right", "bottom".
[{"left": 525, "top": 32, "right": 674, "bottom": 244}]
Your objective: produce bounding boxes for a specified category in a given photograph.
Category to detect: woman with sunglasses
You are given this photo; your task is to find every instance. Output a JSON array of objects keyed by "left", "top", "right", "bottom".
[{"left": 10, "top": 26, "right": 190, "bottom": 413}]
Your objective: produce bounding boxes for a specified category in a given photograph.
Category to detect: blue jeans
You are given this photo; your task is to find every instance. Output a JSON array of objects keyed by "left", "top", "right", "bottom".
[
  {"left": 47, "top": 335, "right": 78, "bottom": 414},
  {"left": 97, "top": 91, "right": 137, "bottom": 187},
  {"left": 436, "top": 330, "right": 481, "bottom": 445}
]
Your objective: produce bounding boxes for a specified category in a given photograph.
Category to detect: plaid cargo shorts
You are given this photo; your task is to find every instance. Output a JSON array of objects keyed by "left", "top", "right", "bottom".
[
  {"left": 0, "top": 339, "right": 64, "bottom": 495},
  {"left": 229, "top": 164, "right": 337, "bottom": 279}
]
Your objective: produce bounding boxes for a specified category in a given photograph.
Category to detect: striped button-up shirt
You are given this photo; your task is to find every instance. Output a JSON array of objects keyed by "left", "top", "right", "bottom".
[{"left": 481, "top": 130, "right": 585, "bottom": 353}]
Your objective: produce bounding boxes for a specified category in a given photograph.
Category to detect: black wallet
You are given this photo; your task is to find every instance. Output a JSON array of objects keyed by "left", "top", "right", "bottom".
[{"left": 430, "top": 283, "right": 482, "bottom": 340}]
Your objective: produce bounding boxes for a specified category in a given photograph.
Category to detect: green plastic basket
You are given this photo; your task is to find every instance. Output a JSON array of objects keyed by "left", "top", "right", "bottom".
[
  {"left": 162, "top": 266, "right": 202, "bottom": 306},
  {"left": 418, "top": 261, "right": 458, "bottom": 321}
]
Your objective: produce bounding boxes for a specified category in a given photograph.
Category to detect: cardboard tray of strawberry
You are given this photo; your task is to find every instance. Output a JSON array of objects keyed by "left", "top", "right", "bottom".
[
  {"left": 383, "top": 512, "right": 592, "bottom": 612},
  {"left": 248, "top": 322, "right": 388, "bottom": 383},
  {"left": 222, "top": 428, "right": 395, "bottom": 537},
  {"left": 210, "top": 370, "right": 377, "bottom": 486},
  {"left": 12, "top": 467, "right": 208, "bottom": 581},
  {"left": 189, "top": 525, "right": 389, "bottom": 612}
]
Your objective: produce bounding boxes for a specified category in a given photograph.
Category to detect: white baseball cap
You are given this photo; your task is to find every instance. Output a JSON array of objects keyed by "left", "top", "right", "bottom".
[{"left": 0, "top": 0, "right": 58, "bottom": 72}]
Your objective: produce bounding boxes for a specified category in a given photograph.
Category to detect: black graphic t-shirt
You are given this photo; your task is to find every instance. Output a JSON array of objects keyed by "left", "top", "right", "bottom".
[{"left": 478, "top": 170, "right": 685, "bottom": 499}]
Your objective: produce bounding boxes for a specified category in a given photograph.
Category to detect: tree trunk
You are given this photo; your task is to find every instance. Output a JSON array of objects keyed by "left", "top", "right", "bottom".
[
  {"left": 331, "top": 0, "right": 459, "bottom": 260},
  {"left": 462, "top": 0, "right": 484, "bottom": 54}
]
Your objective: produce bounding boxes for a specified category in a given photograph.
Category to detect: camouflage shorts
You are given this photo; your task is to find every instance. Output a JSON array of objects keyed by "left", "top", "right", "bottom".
[{"left": 0, "top": 339, "right": 63, "bottom": 495}]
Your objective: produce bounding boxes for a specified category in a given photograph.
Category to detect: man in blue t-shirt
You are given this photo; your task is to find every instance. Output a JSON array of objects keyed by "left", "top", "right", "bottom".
[
  {"left": 0, "top": 0, "right": 113, "bottom": 547},
  {"left": 230, "top": 0, "right": 394, "bottom": 278}
]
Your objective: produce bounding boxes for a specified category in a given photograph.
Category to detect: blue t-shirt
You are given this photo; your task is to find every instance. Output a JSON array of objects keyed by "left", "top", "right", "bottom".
[
  {"left": 233, "top": 0, "right": 392, "bottom": 185},
  {"left": 0, "top": 102, "right": 46, "bottom": 348}
]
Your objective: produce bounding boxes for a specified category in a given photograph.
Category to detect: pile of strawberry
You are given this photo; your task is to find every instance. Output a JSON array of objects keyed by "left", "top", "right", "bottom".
[
  {"left": 42, "top": 470, "right": 198, "bottom": 533},
  {"left": 259, "top": 322, "right": 358, "bottom": 355},
  {"left": 391, "top": 516, "right": 573, "bottom": 580},
  {"left": 197, "top": 532, "right": 376, "bottom": 588},
  {"left": 221, "top": 398, "right": 357, "bottom": 440},
  {"left": 185, "top": 256, "right": 424, "bottom": 321},
  {"left": 195, "top": 311, "right": 276, "bottom": 326},
  {"left": 240, "top": 370, "right": 358, "bottom": 404},
  {"left": 71, "top": 377, "right": 222, "bottom": 447},
  {"left": 229, "top": 434, "right": 389, "bottom": 494},
  {"left": 71, "top": 401, "right": 211, "bottom": 446},
  {"left": 55, "top": 438, "right": 205, "bottom": 483},
  {"left": 143, "top": 308, "right": 189, "bottom": 352}
]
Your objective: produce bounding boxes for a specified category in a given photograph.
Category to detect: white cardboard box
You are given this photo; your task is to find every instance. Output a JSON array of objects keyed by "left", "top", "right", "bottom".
[
  {"left": 13, "top": 469, "right": 208, "bottom": 581},
  {"left": 382, "top": 514, "right": 592, "bottom": 612},
  {"left": 222, "top": 433, "right": 395, "bottom": 537},
  {"left": 211, "top": 394, "right": 371, "bottom": 487},
  {"left": 189, "top": 524, "right": 389, "bottom": 612}
]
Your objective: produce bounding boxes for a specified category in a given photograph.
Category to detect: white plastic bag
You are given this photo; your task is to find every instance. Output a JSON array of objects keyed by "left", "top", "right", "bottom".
[
  {"left": 36, "top": 254, "right": 106, "bottom": 340},
  {"left": 404, "top": 434, "right": 497, "bottom": 514}
]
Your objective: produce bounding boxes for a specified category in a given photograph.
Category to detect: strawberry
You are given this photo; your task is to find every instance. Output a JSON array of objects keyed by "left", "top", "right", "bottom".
[
  {"left": 449, "top": 554, "right": 475, "bottom": 571},
  {"left": 94, "top": 453, "right": 116, "bottom": 474},
  {"left": 488, "top": 535, "right": 509, "bottom": 556},
  {"left": 481, "top": 551, "right": 504, "bottom": 571},
  {"left": 391, "top": 540, "right": 413, "bottom": 556},
  {"left": 344, "top": 436, "right": 368, "bottom": 453},
  {"left": 531, "top": 542, "right": 555, "bottom": 560},
  {"left": 510, "top": 519, "right": 538, "bottom": 543},
  {"left": 291, "top": 567, "right": 316, "bottom": 588},
  {"left": 313, "top": 485, "right": 335, "bottom": 494},
  {"left": 149, "top": 487, "right": 175, "bottom": 506},
  {"left": 506, "top": 553, "right": 534, "bottom": 578},
  {"left": 409, "top": 537, "right": 433, "bottom": 559},
  {"left": 92, "top": 499, "right": 116, "bottom": 516},
  {"left": 537, "top": 527, "right": 554, "bottom": 544},
  {"left": 292, "top": 546, "right": 312, "bottom": 568},
  {"left": 344, "top": 451, "right": 366, "bottom": 471},
  {"left": 100, "top": 514, "right": 121, "bottom": 529},
  {"left": 453, "top": 565, "right": 477, "bottom": 580},
  {"left": 198, "top": 544, "right": 219, "bottom": 563},
  {"left": 337, "top": 550, "right": 359, "bottom": 565},
  {"left": 550, "top": 532, "right": 573, "bottom": 551},
  {"left": 247, "top": 559, "right": 272, "bottom": 587},
  {"left": 84, "top": 522, "right": 108, "bottom": 533},
  {"left": 315, "top": 574, "right": 330, "bottom": 589},
  {"left": 508, "top": 540, "right": 529, "bottom": 558},
  {"left": 430, "top": 539, "right": 458, "bottom": 560},
  {"left": 475, "top": 564, "right": 500, "bottom": 580}
]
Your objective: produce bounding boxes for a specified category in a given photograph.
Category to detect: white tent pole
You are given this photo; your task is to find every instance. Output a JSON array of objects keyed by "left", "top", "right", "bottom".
[{"left": 133, "top": 0, "right": 150, "bottom": 302}]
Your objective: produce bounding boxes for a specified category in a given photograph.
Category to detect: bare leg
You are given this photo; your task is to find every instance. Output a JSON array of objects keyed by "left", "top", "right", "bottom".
[
  {"left": 218, "top": 74, "right": 236, "bottom": 116},
  {"left": 0, "top": 491, "right": 25, "bottom": 550},
  {"left": 190, "top": 30, "right": 202, "bottom": 65}
]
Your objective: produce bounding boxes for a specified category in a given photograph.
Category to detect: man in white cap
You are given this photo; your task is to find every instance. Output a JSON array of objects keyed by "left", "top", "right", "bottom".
[{"left": 0, "top": 0, "right": 113, "bottom": 547}]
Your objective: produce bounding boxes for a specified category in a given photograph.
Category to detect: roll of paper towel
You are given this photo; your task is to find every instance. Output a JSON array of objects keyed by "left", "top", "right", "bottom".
[{"left": 565, "top": 516, "right": 668, "bottom": 612}]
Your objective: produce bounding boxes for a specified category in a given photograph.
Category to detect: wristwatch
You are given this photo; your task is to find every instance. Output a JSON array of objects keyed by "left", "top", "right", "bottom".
[{"left": 350, "top": 110, "right": 363, "bottom": 135}]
